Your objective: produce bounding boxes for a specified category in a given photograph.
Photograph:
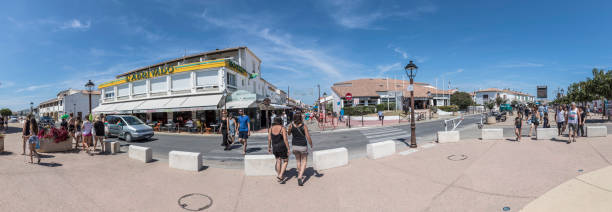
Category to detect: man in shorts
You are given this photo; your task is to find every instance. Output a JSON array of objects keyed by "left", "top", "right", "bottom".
[
  {"left": 555, "top": 106, "right": 566, "bottom": 136},
  {"left": 566, "top": 102, "right": 581, "bottom": 144},
  {"left": 236, "top": 110, "right": 251, "bottom": 155}
]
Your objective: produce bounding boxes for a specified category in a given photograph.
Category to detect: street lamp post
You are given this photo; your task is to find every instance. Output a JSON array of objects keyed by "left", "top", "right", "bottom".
[
  {"left": 427, "top": 91, "right": 432, "bottom": 119},
  {"left": 30, "top": 102, "right": 33, "bottom": 114},
  {"left": 323, "top": 92, "right": 327, "bottom": 124},
  {"left": 404, "top": 61, "right": 419, "bottom": 148},
  {"left": 85, "top": 80, "right": 95, "bottom": 118}
]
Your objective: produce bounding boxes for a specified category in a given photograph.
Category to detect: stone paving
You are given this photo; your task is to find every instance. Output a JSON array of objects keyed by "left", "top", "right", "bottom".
[{"left": 0, "top": 123, "right": 611, "bottom": 212}]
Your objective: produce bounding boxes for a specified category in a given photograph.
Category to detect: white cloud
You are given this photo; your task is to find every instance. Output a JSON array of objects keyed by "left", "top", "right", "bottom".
[
  {"left": 60, "top": 19, "right": 91, "bottom": 30},
  {"left": 0, "top": 81, "right": 16, "bottom": 88},
  {"left": 323, "top": 0, "right": 437, "bottom": 29},
  {"left": 200, "top": 11, "right": 348, "bottom": 79},
  {"left": 394, "top": 48, "right": 409, "bottom": 59},
  {"left": 377, "top": 62, "right": 402, "bottom": 74},
  {"left": 17, "top": 84, "right": 54, "bottom": 92}
]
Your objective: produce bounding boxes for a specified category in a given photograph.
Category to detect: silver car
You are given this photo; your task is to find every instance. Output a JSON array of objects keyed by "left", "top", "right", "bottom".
[{"left": 105, "top": 115, "right": 154, "bottom": 142}]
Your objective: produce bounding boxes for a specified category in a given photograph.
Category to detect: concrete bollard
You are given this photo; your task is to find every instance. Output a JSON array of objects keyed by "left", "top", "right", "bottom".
[
  {"left": 437, "top": 131, "right": 460, "bottom": 143},
  {"left": 128, "top": 145, "right": 152, "bottom": 163},
  {"left": 169, "top": 151, "right": 202, "bottom": 171},
  {"left": 587, "top": 126, "right": 607, "bottom": 137},
  {"left": 536, "top": 128, "right": 557, "bottom": 140},
  {"left": 313, "top": 147, "right": 348, "bottom": 170},
  {"left": 481, "top": 129, "right": 503, "bottom": 140},
  {"left": 367, "top": 140, "right": 396, "bottom": 159},
  {"left": 104, "top": 141, "right": 120, "bottom": 154},
  {"left": 244, "top": 155, "right": 276, "bottom": 176}
]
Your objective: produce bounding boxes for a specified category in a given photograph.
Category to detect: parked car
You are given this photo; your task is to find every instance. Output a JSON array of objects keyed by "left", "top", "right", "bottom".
[
  {"left": 39, "top": 116, "right": 55, "bottom": 127},
  {"left": 105, "top": 115, "right": 154, "bottom": 142},
  {"left": 8, "top": 116, "right": 18, "bottom": 123}
]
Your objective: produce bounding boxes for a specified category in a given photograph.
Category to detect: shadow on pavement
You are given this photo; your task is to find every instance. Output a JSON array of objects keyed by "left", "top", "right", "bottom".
[
  {"left": 245, "top": 147, "right": 261, "bottom": 154},
  {"left": 0, "top": 151, "right": 14, "bottom": 156},
  {"left": 37, "top": 154, "right": 55, "bottom": 159},
  {"left": 38, "top": 162, "right": 62, "bottom": 167},
  {"left": 284, "top": 167, "right": 324, "bottom": 185},
  {"left": 2, "top": 126, "right": 23, "bottom": 134}
]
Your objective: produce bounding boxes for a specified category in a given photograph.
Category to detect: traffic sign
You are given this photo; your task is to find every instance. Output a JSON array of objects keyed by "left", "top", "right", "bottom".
[{"left": 345, "top": 93, "right": 353, "bottom": 101}]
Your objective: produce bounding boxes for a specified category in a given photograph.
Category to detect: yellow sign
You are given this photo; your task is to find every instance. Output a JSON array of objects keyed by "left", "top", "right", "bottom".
[{"left": 98, "top": 59, "right": 249, "bottom": 89}]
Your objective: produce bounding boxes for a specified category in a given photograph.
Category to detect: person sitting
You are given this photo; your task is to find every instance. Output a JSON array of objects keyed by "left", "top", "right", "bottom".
[{"left": 185, "top": 119, "right": 194, "bottom": 133}]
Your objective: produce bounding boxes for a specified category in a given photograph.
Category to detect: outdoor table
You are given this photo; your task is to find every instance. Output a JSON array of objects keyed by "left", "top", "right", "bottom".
[{"left": 210, "top": 124, "right": 219, "bottom": 133}]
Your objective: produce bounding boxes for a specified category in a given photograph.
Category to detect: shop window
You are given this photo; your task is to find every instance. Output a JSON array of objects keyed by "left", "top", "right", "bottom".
[
  {"left": 132, "top": 81, "right": 146, "bottom": 95},
  {"left": 104, "top": 87, "right": 115, "bottom": 99},
  {"left": 172, "top": 73, "right": 191, "bottom": 91},
  {"left": 196, "top": 70, "right": 218, "bottom": 87},
  {"left": 117, "top": 84, "right": 129, "bottom": 97},
  {"left": 150, "top": 77, "right": 167, "bottom": 93},
  {"left": 227, "top": 73, "right": 237, "bottom": 87}
]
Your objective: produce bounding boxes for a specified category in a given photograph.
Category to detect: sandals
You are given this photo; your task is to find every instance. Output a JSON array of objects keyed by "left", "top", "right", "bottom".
[
  {"left": 277, "top": 177, "right": 285, "bottom": 184},
  {"left": 298, "top": 178, "right": 304, "bottom": 186}
]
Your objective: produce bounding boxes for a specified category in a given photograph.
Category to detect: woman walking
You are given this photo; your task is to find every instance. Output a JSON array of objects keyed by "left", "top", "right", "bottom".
[
  {"left": 82, "top": 115, "right": 93, "bottom": 154},
  {"left": 514, "top": 115, "right": 522, "bottom": 142},
  {"left": 27, "top": 117, "right": 41, "bottom": 164},
  {"left": 288, "top": 113, "right": 313, "bottom": 186},
  {"left": 93, "top": 115, "right": 105, "bottom": 152},
  {"left": 21, "top": 114, "right": 32, "bottom": 155},
  {"left": 528, "top": 107, "right": 540, "bottom": 137},
  {"left": 228, "top": 113, "right": 236, "bottom": 146},
  {"left": 74, "top": 117, "right": 83, "bottom": 150},
  {"left": 219, "top": 111, "right": 230, "bottom": 151},
  {"left": 267, "top": 117, "right": 290, "bottom": 183}
]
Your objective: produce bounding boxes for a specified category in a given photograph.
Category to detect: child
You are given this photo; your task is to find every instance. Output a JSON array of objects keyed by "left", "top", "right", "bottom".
[
  {"left": 27, "top": 117, "right": 41, "bottom": 164},
  {"left": 515, "top": 116, "right": 522, "bottom": 141}
]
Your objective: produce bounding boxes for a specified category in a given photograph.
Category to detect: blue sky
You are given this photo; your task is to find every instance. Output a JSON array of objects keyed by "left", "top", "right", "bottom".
[{"left": 1, "top": 0, "right": 610, "bottom": 110}]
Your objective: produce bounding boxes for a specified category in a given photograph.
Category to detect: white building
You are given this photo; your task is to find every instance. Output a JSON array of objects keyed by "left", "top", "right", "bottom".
[
  {"left": 39, "top": 89, "right": 101, "bottom": 121},
  {"left": 93, "top": 47, "right": 287, "bottom": 129},
  {"left": 473, "top": 88, "right": 535, "bottom": 105}
]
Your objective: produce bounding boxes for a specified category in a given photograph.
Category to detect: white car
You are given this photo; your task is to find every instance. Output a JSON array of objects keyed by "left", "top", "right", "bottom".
[{"left": 8, "top": 117, "right": 18, "bottom": 123}]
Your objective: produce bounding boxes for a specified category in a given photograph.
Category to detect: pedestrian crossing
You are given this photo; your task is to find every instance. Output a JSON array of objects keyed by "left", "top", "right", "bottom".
[{"left": 360, "top": 127, "right": 412, "bottom": 143}]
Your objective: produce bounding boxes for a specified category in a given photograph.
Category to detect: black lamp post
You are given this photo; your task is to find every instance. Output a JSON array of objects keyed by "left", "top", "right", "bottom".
[
  {"left": 323, "top": 92, "right": 327, "bottom": 124},
  {"left": 30, "top": 102, "right": 33, "bottom": 114},
  {"left": 427, "top": 91, "right": 432, "bottom": 119},
  {"left": 404, "top": 61, "right": 418, "bottom": 148},
  {"left": 85, "top": 80, "right": 95, "bottom": 117}
]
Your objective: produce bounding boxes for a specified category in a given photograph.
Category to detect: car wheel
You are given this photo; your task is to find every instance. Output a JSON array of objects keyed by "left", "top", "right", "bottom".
[{"left": 125, "top": 133, "right": 132, "bottom": 142}]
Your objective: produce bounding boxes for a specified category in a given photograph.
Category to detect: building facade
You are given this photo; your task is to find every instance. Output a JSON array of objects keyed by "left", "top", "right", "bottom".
[
  {"left": 330, "top": 78, "right": 455, "bottom": 113},
  {"left": 473, "top": 88, "right": 535, "bottom": 105},
  {"left": 38, "top": 89, "right": 100, "bottom": 121},
  {"left": 93, "top": 47, "right": 287, "bottom": 130}
]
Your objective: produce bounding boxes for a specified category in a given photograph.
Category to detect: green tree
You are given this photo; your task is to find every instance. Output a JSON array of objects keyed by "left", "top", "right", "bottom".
[
  {"left": 494, "top": 96, "right": 508, "bottom": 107},
  {"left": 484, "top": 100, "right": 496, "bottom": 111},
  {"left": 510, "top": 99, "right": 519, "bottom": 108},
  {"left": 450, "top": 91, "right": 474, "bottom": 110},
  {"left": 0, "top": 108, "right": 12, "bottom": 117}
]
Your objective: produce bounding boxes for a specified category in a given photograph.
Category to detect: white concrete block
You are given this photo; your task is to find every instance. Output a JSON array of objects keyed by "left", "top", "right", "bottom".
[
  {"left": 313, "top": 147, "right": 348, "bottom": 170},
  {"left": 481, "top": 128, "right": 503, "bottom": 140},
  {"left": 169, "top": 151, "right": 202, "bottom": 171},
  {"left": 244, "top": 154, "right": 276, "bottom": 176},
  {"left": 437, "top": 131, "right": 460, "bottom": 143},
  {"left": 104, "top": 141, "right": 120, "bottom": 154},
  {"left": 486, "top": 116, "right": 496, "bottom": 124},
  {"left": 366, "top": 140, "right": 396, "bottom": 159},
  {"left": 587, "top": 126, "right": 607, "bottom": 137},
  {"left": 536, "top": 128, "right": 557, "bottom": 140},
  {"left": 128, "top": 145, "right": 152, "bottom": 163}
]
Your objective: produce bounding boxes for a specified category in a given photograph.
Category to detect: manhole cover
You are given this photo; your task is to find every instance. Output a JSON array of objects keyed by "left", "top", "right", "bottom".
[
  {"left": 502, "top": 206, "right": 511, "bottom": 211},
  {"left": 178, "top": 193, "right": 213, "bottom": 211},
  {"left": 447, "top": 154, "right": 468, "bottom": 161}
]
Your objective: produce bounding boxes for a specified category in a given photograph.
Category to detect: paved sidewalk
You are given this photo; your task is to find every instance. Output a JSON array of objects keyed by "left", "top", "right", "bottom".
[{"left": 1, "top": 126, "right": 611, "bottom": 211}]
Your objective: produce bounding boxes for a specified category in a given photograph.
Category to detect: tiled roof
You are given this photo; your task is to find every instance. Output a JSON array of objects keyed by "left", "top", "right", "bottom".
[
  {"left": 476, "top": 88, "right": 533, "bottom": 97},
  {"left": 331, "top": 78, "right": 456, "bottom": 98}
]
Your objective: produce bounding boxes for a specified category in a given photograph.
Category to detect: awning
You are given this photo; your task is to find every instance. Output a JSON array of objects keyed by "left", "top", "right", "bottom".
[
  {"left": 182, "top": 95, "right": 222, "bottom": 109},
  {"left": 92, "top": 103, "right": 119, "bottom": 114},
  {"left": 225, "top": 100, "right": 256, "bottom": 109},
  {"left": 270, "top": 104, "right": 290, "bottom": 110},
  {"left": 114, "top": 101, "right": 145, "bottom": 112},
  {"left": 95, "top": 95, "right": 223, "bottom": 114},
  {"left": 135, "top": 98, "right": 171, "bottom": 111}
]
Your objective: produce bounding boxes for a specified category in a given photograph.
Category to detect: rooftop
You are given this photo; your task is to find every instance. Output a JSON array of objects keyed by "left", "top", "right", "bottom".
[
  {"left": 475, "top": 88, "right": 533, "bottom": 97},
  {"left": 331, "top": 78, "right": 456, "bottom": 98}
]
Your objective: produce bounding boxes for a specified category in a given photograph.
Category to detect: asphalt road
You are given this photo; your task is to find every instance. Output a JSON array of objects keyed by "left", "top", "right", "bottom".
[{"left": 114, "top": 114, "right": 484, "bottom": 168}]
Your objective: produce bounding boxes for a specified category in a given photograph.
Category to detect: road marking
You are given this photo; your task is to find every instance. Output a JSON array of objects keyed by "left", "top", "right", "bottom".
[
  {"left": 365, "top": 131, "right": 406, "bottom": 139},
  {"left": 361, "top": 128, "right": 403, "bottom": 136}
]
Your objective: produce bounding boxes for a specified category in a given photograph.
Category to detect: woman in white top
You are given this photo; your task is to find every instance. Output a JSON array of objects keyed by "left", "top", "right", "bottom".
[
  {"left": 555, "top": 107, "right": 566, "bottom": 136},
  {"left": 566, "top": 103, "right": 581, "bottom": 144}
]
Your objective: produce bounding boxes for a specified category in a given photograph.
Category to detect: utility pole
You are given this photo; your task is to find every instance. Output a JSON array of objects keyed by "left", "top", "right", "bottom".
[{"left": 317, "top": 84, "right": 320, "bottom": 118}]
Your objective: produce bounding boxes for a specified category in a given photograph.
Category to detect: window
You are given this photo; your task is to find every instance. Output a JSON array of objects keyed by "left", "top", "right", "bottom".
[
  {"left": 104, "top": 88, "right": 115, "bottom": 99},
  {"left": 150, "top": 77, "right": 167, "bottom": 93},
  {"left": 132, "top": 81, "right": 146, "bottom": 95},
  {"left": 172, "top": 73, "right": 191, "bottom": 91},
  {"left": 196, "top": 70, "right": 218, "bottom": 87},
  {"left": 227, "top": 73, "right": 237, "bottom": 87},
  {"left": 117, "top": 84, "right": 129, "bottom": 97}
]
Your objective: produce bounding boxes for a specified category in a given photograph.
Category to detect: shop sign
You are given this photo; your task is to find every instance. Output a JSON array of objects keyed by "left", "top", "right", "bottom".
[
  {"left": 126, "top": 66, "right": 175, "bottom": 82},
  {"left": 228, "top": 90, "right": 256, "bottom": 102}
]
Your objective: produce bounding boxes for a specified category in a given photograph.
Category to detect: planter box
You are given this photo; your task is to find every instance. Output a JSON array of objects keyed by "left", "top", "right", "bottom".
[
  {"left": 37, "top": 138, "right": 72, "bottom": 153},
  {"left": 486, "top": 116, "right": 496, "bottom": 124},
  {"left": 0, "top": 136, "right": 4, "bottom": 152}
]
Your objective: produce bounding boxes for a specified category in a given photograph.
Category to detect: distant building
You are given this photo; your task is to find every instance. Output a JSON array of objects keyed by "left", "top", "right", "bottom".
[
  {"left": 39, "top": 89, "right": 101, "bottom": 120},
  {"left": 473, "top": 88, "right": 534, "bottom": 105},
  {"left": 330, "top": 78, "right": 456, "bottom": 112}
]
